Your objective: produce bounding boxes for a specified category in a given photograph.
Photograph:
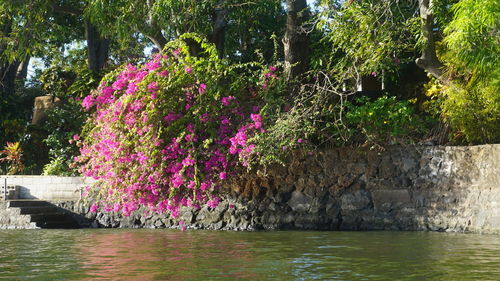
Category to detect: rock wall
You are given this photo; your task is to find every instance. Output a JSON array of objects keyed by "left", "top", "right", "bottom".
[
  {"left": 0, "top": 202, "right": 38, "bottom": 229},
  {"left": 63, "top": 145, "right": 500, "bottom": 233}
]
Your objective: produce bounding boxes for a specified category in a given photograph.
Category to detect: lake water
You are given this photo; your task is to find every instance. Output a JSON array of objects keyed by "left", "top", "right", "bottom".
[{"left": 1, "top": 229, "right": 499, "bottom": 280}]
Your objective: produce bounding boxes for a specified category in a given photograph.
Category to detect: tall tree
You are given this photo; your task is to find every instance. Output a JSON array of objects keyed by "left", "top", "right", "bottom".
[
  {"left": 283, "top": 0, "right": 310, "bottom": 81},
  {"left": 52, "top": 4, "right": 110, "bottom": 74}
]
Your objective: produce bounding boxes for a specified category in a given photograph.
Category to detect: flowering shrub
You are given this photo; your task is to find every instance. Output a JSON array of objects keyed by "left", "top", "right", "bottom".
[{"left": 77, "top": 35, "right": 282, "bottom": 217}]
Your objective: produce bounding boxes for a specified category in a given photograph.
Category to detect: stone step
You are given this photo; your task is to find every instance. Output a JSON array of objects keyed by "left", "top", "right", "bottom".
[
  {"left": 35, "top": 220, "right": 79, "bottom": 229},
  {"left": 18, "top": 206, "right": 61, "bottom": 215},
  {"left": 29, "top": 213, "right": 70, "bottom": 223},
  {"left": 6, "top": 199, "right": 81, "bottom": 229},
  {"left": 8, "top": 200, "right": 52, "bottom": 208}
]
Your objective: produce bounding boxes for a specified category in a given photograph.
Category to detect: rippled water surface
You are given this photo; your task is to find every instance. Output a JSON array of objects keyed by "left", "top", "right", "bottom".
[{"left": 1, "top": 229, "right": 500, "bottom": 280}]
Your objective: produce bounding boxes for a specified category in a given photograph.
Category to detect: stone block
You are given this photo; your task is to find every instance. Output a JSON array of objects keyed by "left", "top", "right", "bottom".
[
  {"left": 371, "top": 189, "right": 411, "bottom": 212},
  {"left": 287, "top": 191, "right": 312, "bottom": 212},
  {"left": 340, "top": 189, "right": 372, "bottom": 211}
]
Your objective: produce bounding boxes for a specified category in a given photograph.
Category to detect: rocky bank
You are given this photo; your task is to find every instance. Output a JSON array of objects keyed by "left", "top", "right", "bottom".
[{"left": 53, "top": 144, "right": 500, "bottom": 233}]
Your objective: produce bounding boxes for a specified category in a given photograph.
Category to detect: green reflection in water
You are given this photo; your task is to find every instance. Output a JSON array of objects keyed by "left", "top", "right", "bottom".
[{"left": 0, "top": 229, "right": 499, "bottom": 280}]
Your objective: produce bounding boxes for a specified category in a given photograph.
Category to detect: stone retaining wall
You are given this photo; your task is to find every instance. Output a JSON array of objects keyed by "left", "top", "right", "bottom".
[
  {"left": 0, "top": 202, "right": 38, "bottom": 229},
  {"left": 60, "top": 144, "right": 500, "bottom": 234}
]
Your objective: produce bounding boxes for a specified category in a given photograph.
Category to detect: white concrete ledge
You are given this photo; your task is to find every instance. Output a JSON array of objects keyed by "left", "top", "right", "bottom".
[{"left": 0, "top": 176, "right": 93, "bottom": 200}]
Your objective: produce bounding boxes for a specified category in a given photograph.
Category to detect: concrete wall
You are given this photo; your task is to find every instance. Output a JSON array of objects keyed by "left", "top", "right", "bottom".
[{"left": 0, "top": 176, "right": 90, "bottom": 200}]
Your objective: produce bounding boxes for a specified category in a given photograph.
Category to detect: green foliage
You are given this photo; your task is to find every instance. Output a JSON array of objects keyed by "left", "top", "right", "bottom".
[
  {"left": 433, "top": 0, "right": 500, "bottom": 144},
  {"left": 225, "top": 1, "right": 285, "bottom": 62},
  {"left": 252, "top": 80, "right": 432, "bottom": 166},
  {"left": 42, "top": 101, "right": 85, "bottom": 176},
  {"left": 317, "top": 0, "right": 420, "bottom": 80},
  {"left": 443, "top": 0, "right": 499, "bottom": 85},
  {"left": 38, "top": 58, "right": 92, "bottom": 175},
  {"left": 0, "top": 0, "right": 83, "bottom": 62},
  {"left": 345, "top": 96, "right": 430, "bottom": 145},
  {"left": 42, "top": 156, "right": 74, "bottom": 176},
  {"left": 425, "top": 80, "right": 500, "bottom": 144}
]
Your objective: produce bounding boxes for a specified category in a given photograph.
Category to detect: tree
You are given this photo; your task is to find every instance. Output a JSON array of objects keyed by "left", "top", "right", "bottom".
[
  {"left": 316, "top": 0, "right": 499, "bottom": 143},
  {"left": 283, "top": 0, "right": 310, "bottom": 81}
]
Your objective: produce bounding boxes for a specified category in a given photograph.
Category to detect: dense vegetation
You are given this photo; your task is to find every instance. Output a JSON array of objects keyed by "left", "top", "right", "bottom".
[{"left": 0, "top": 0, "right": 498, "bottom": 216}]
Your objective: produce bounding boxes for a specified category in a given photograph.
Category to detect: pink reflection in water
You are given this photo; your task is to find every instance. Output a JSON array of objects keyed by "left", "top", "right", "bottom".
[{"left": 75, "top": 230, "right": 260, "bottom": 280}]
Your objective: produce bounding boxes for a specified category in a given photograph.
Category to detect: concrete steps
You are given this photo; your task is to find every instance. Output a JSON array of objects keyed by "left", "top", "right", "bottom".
[{"left": 7, "top": 200, "right": 79, "bottom": 229}]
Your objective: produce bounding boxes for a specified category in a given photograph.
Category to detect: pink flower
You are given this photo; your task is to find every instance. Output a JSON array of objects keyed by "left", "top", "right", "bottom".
[
  {"left": 90, "top": 203, "right": 98, "bottom": 213},
  {"left": 219, "top": 172, "right": 227, "bottom": 180},
  {"left": 147, "top": 82, "right": 158, "bottom": 92},
  {"left": 185, "top": 66, "right": 192, "bottom": 74},
  {"left": 269, "top": 65, "right": 277, "bottom": 72},
  {"left": 198, "top": 83, "right": 207, "bottom": 94},
  {"left": 82, "top": 95, "right": 95, "bottom": 110},
  {"left": 164, "top": 113, "right": 182, "bottom": 123},
  {"left": 297, "top": 138, "right": 303, "bottom": 143},
  {"left": 250, "top": 113, "right": 262, "bottom": 123},
  {"left": 126, "top": 83, "right": 138, "bottom": 95},
  {"left": 171, "top": 174, "right": 183, "bottom": 188},
  {"left": 200, "top": 113, "right": 210, "bottom": 123},
  {"left": 146, "top": 61, "right": 161, "bottom": 71},
  {"left": 73, "top": 134, "right": 80, "bottom": 141},
  {"left": 182, "top": 156, "right": 195, "bottom": 167},
  {"left": 221, "top": 96, "right": 236, "bottom": 106},
  {"left": 207, "top": 197, "right": 220, "bottom": 208},
  {"left": 112, "top": 78, "right": 127, "bottom": 90},
  {"left": 158, "top": 70, "right": 169, "bottom": 77},
  {"left": 187, "top": 181, "right": 196, "bottom": 189},
  {"left": 200, "top": 181, "right": 212, "bottom": 191}
]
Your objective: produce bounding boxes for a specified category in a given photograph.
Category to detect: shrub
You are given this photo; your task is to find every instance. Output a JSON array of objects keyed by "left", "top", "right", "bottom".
[
  {"left": 440, "top": 83, "right": 500, "bottom": 144},
  {"left": 77, "top": 35, "right": 282, "bottom": 217},
  {"left": 40, "top": 63, "right": 95, "bottom": 175},
  {"left": 345, "top": 96, "right": 430, "bottom": 145},
  {"left": 0, "top": 142, "right": 24, "bottom": 175}
]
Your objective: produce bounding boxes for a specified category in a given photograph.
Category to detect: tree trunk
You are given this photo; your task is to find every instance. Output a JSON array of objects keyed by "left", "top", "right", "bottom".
[
  {"left": 142, "top": 23, "right": 168, "bottom": 51},
  {"left": 0, "top": 20, "right": 16, "bottom": 97},
  {"left": 416, "top": 0, "right": 447, "bottom": 83},
  {"left": 210, "top": 0, "right": 228, "bottom": 59},
  {"left": 85, "top": 19, "right": 110, "bottom": 74},
  {"left": 283, "top": 0, "right": 309, "bottom": 82},
  {"left": 16, "top": 57, "right": 30, "bottom": 81},
  {"left": 0, "top": 61, "right": 20, "bottom": 97}
]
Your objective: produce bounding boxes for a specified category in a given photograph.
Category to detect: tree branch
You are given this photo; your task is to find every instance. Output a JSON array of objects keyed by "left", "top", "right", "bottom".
[
  {"left": 415, "top": 0, "right": 447, "bottom": 83},
  {"left": 52, "top": 5, "right": 83, "bottom": 16}
]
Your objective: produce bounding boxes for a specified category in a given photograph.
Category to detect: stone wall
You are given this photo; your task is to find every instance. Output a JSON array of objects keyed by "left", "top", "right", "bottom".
[
  {"left": 67, "top": 144, "right": 500, "bottom": 234},
  {"left": 0, "top": 176, "right": 89, "bottom": 200},
  {"left": 0, "top": 202, "right": 38, "bottom": 229}
]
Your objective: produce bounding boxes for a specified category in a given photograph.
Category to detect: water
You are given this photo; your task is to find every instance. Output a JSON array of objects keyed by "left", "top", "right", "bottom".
[{"left": 1, "top": 230, "right": 499, "bottom": 280}]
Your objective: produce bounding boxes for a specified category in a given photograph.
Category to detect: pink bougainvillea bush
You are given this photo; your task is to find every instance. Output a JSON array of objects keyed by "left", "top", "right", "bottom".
[{"left": 76, "top": 36, "right": 282, "bottom": 217}]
